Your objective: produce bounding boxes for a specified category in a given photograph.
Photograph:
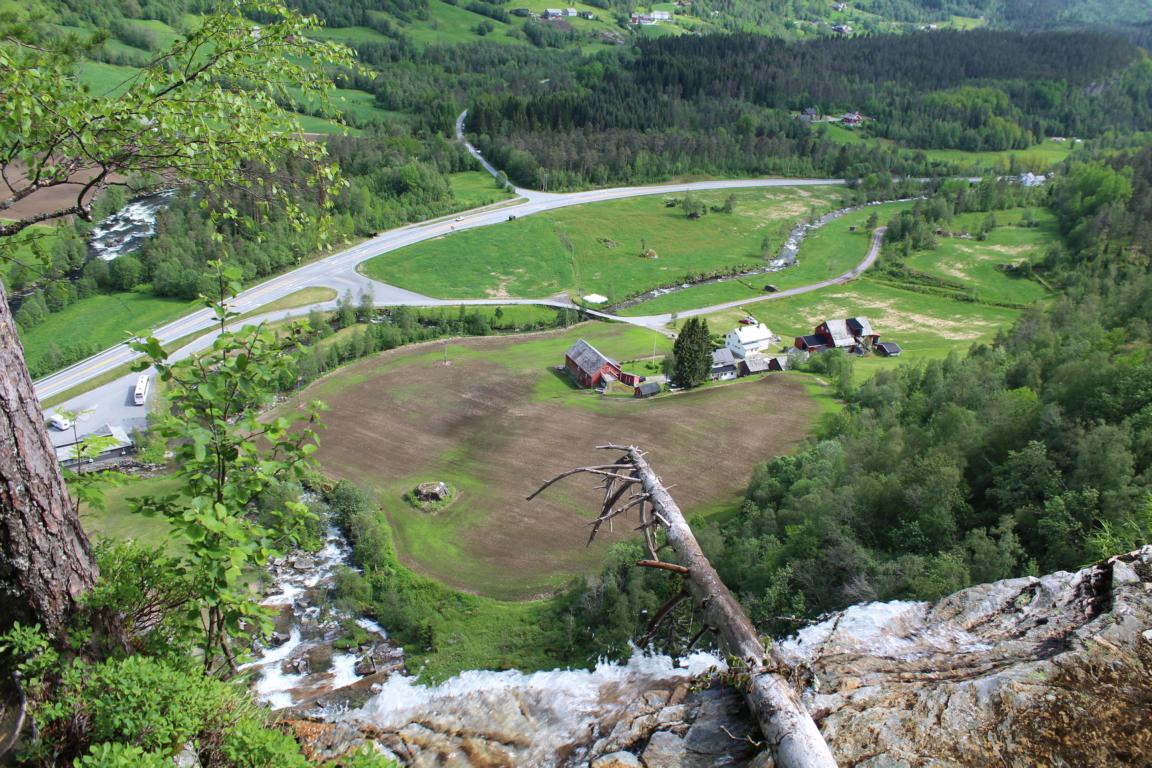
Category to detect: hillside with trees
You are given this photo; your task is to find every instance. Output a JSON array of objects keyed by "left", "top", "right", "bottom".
[
  {"left": 560, "top": 146, "right": 1152, "bottom": 658},
  {"left": 468, "top": 29, "right": 1151, "bottom": 189}
]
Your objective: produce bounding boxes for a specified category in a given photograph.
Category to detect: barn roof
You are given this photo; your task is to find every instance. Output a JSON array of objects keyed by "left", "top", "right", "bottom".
[
  {"left": 742, "top": 355, "right": 771, "bottom": 373},
  {"left": 636, "top": 381, "right": 662, "bottom": 396},
  {"left": 822, "top": 319, "right": 856, "bottom": 347},
  {"left": 848, "top": 316, "right": 875, "bottom": 337},
  {"left": 566, "top": 339, "right": 617, "bottom": 375},
  {"left": 877, "top": 342, "right": 903, "bottom": 356},
  {"left": 798, "top": 334, "right": 827, "bottom": 349}
]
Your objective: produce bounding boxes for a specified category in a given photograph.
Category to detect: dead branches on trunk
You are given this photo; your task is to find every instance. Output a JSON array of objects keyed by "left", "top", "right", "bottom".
[{"left": 530, "top": 445, "right": 837, "bottom": 768}]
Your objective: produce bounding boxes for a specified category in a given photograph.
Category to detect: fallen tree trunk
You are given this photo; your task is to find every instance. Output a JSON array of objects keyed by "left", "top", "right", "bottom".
[{"left": 530, "top": 445, "right": 837, "bottom": 768}]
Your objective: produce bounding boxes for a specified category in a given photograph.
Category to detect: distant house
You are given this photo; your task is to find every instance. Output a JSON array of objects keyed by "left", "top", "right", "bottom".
[
  {"left": 635, "top": 381, "right": 662, "bottom": 398},
  {"left": 543, "top": 8, "right": 563, "bottom": 17},
  {"left": 841, "top": 111, "right": 862, "bottom": 126},
  {"left": 564, "top": 7, "right": 578, "bottom": 15},
  {"left": 630, "top": 13, "right": 656, "bottom": 24},
  {"left": 725, "top": 323, "right": 778, "bottom": 358},
  {"left": 711, "top": 348, "right": 739, "bottom": 381},
  {"left": 832, "top": 24, "right": 852, "bottom": 35},
  {"left": 55, "top": 424, "right": 134, "bottom": 467},
  {"left": 565, "top": 339, "right": 622, "bottom": 388},
  {"left": 815, "top": 319, "right": 857, "bottom": 349},
  {"left": 651, "top": 10, "right": 672, "bottom": 20},
  {"left": 796, "top": 316, "right": 883, "bottom": 354},
  {"left": 1020, "top": 172, "right": 1047, "bottom": 188},
  {"left": 799, "top": 106, "right": 819, "bottom": 122},
  {"left": 578, "top": 10, "right": 595, "bottom": 19},
  {"left": 876, "top": 342, "right": 903, "bottom": 357},
  {"left": 832, "top": 2, "right": 847, "bottom": 10}
]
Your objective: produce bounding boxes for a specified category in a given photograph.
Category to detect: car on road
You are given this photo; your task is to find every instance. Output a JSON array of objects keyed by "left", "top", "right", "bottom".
[
  {"left": 454, "top": 216, "right": 463, "bottom": 222},
  {"left": 47, "top": 412, "right": 72, "bottom": 430}
]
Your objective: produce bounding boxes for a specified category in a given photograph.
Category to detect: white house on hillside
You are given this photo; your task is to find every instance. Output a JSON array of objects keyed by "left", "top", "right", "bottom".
[{"left": 725, "top": 323, "right": 778, "bottom": 358}]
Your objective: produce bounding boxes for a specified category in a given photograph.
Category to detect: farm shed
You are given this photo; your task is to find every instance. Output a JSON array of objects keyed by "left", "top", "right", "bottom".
[
  {"left": 876, "top": 342, "right": 903, "bottom": 357},
  {"left": 565, "top": 339, "right": 622, "bottom": 389},
  {"left": 635, "top": 381, "right": 662, "bottom": 398}
]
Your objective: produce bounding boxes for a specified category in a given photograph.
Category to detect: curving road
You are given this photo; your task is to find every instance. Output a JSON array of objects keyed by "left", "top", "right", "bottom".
[{"left": 36, "top": 115, "right": 889, "bottom": 443}]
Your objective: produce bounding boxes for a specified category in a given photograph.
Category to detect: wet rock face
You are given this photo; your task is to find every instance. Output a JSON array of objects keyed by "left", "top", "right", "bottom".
[{"left": 779, "top": 546, "right": 1152, "bottom": 766}]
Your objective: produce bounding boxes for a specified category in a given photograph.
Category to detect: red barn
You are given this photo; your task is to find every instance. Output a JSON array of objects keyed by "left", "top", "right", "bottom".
[{"left": 565, "top": 339, "right": 622, "bottom": 388}]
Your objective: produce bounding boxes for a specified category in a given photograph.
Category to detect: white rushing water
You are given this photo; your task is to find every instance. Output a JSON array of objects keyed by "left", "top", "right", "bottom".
[
  {"left": 242, "top": 528, "right": 391, "bottom": 710},
  {"left": 88, "top": 189, "right": 175, "bottom": 261},
  {"left": 342, "top": 650, "right": 726, "bottom": 767}
]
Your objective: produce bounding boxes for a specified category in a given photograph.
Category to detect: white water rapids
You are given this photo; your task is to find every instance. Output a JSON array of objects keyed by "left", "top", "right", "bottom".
[
  {"left": 88, "top": 189, "right": 175, "bottom": 261},
  {"left": 243, "top": 525, "right": 730, "bottom": 766}
]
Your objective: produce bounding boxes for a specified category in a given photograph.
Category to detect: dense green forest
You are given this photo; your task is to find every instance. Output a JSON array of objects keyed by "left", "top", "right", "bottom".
[
  {"left": 468, "top": 30, "right": 1151, "bottom": 188},
  {"left": 560, "top": 147, "right": 1152, "bottom": 658}
]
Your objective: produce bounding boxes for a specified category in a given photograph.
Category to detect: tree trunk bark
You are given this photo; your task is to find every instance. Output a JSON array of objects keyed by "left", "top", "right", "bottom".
[
  {"left": 624, "top": 447, "right": 838, "bottom": 768},
  {"left": 0, "top": 280, "right": 97, "bottom": 636}
]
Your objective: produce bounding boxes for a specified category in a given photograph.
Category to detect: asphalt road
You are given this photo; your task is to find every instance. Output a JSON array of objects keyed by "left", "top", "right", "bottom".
[{"left": 38, "top": 116, "right": 871, "bottom": 442}]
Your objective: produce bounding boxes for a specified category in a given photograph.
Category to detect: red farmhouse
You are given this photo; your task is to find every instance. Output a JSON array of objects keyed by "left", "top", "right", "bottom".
[{"left": 565, "top": 339, "right": 623, "bottom": 388}]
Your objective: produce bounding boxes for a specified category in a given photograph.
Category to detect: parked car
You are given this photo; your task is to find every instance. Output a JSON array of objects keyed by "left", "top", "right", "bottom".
[{"left": 47, "top": 412, "right": 72, "bottom": 430}]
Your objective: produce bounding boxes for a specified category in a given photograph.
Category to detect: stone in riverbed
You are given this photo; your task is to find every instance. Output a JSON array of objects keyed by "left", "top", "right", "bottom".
[
  {"left": 590, "top": 752, "right": 642, "bottom": 768},
  {"left": 642, "top": 731, "right": 686, "bottom": 767}
]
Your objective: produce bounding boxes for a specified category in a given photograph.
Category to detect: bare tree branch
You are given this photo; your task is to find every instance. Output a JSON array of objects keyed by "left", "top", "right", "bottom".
[{"left": 531, "top": 445, "right": 838, "bottom": 768}]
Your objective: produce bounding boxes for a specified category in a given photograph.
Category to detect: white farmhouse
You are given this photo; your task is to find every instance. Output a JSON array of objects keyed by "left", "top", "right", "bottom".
[
  {"left": 651, "top": 10, "right": 672, "bottom": 19},
  {"left": 725, "top": 323, "right": 778, "bottom": 358}
]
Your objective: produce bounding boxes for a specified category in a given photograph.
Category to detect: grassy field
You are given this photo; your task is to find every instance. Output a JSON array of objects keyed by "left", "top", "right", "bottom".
[
  {"left": 619, "top": 200, "right": 914, "bottom": 316},
  {"left": 900, "top": 208, "right": 1056, "bottom": 306},
  {"left": 20, "top": 291, "right": 198, "bottom": 376},
  {"left": 448, "top": 171, "right": 516, "bottom": 208},
  {"left": 820, "top": 124, "right": 1075, "bottom": 171},
  {"left": 81, "top": 474, "right": 180, "bottom": 547},
  {"left": 362, "top": 186, "right": 847, "bottom": 301},
  {"left": 394, "top": 0, "right": 522, "bottom": 47},
  {"left": 283, "top": 322, "right": 818, "bottom": 599},
  {"left": 688, "top": 210, "right": 1059, "bottom": 375}
]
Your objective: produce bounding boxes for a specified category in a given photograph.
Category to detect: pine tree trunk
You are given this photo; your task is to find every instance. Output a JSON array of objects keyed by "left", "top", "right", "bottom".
[{"left": 0, "top": 280, "right": 97, "bottom": 636}]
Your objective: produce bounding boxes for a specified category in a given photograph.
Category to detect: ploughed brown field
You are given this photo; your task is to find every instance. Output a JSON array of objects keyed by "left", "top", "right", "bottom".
[{"left": 289, "top": 325, "right": 818, "bottom": 599}]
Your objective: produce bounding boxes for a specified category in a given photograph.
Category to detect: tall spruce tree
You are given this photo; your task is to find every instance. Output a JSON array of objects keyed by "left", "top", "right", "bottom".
[{"left": 671, "top": 318, "right": 712, "bottom": 388}]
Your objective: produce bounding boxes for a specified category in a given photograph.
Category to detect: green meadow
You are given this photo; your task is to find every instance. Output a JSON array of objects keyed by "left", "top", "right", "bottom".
[
  {"left": 448, "top": 171, "right": 516, "bottom": 208},
  {"left": 361, "top": 186, "right": 847, "bottom": 301}
]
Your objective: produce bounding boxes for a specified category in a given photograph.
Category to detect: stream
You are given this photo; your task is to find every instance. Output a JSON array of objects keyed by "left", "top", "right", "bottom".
[
  {"left": 245, "top": 525, "right": 731, "bottom": 767},
  {"left": 88, "top": 189, "right": 175, "bottom": 262},
  {"left": 603, "top": 197, "right": 920, "bottom": 313}
]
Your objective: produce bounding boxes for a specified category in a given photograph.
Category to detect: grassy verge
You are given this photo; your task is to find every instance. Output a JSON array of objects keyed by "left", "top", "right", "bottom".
[
  {"left": 362, "top": 186, "right": 847, "bottom": 301},
  {"left": 20, "top": 291, "right": 198, "bottom": 377},
  {"left": 449, "top": 171, "right": 515, "bottom": 208}
]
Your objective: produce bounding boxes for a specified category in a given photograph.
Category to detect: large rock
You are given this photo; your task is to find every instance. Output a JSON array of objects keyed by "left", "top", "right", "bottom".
[
  {"left": 779, "top": 546, "right": 1152, "bottom": 766},
  {"left": 289, "top": 548, "right": 1152, "bottom": 767}
]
